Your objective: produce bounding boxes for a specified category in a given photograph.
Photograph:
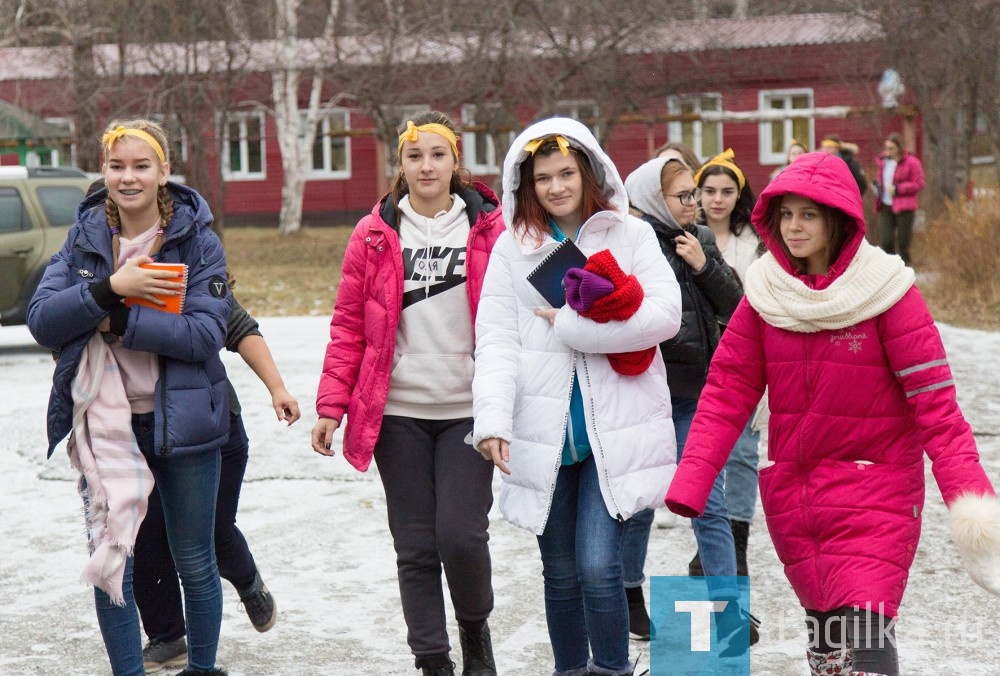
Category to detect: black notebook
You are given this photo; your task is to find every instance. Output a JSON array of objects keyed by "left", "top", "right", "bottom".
[{"left": 527, "top": 239, "right": 588, "bottom": 307}]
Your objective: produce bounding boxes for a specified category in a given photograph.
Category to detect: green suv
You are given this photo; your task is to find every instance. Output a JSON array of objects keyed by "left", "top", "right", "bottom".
[{"left": 0, "top": 166, "right": 92, "bottom": 326}]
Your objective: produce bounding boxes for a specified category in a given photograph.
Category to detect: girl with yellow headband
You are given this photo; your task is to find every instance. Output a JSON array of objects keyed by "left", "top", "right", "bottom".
[
  {"left": 691, "top": 149, "right": 769, "bottom": 591},
  {"left": 28, "top": 118, "right": 231, "bottom": 676},
  {"left": 312, "top": 111, "right": 504, "bottom": 675}
]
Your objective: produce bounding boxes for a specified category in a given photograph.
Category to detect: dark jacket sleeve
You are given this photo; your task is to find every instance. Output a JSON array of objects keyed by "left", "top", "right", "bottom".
[
  {"left": 692, "top": 227, "right": 743, "bottom": 322},
  {"left": 225, "top": 293, "right": 262, "bottom": 352}
]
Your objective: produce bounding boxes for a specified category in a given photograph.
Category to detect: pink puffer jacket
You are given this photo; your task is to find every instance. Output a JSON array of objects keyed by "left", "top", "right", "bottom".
[
  {"left": 874, "top": 151, "right": 925, "bottom": 214},
  {"left": 315, "top": 182, "right": 504, "bottom": 471},
  {"left": 666, "top": 153, "right": 994, "bottom": 617}
]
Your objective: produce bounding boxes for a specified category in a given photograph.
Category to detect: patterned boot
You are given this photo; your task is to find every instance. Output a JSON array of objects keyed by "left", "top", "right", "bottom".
[{"left": 806, "top": 648, "right": 851, "bottom": 675}]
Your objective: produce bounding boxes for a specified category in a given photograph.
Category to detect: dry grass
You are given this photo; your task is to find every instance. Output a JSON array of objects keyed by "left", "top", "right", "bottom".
[
  {"left": 222, "top": 218, "right": 998, "bottom": 330},
  {"left": 221, "top": 225, "right": 354, "bottom": 318},
  {"left": 912, "top": 199, "right": 1000, "bottom": 330}
]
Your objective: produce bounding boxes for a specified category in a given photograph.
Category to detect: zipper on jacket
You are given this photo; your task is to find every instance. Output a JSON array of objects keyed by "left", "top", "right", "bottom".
[
  {"left": 580, "top": 353, "right": 625, "bottom": 522},
  {"left": 158, "top": 355, "right": 170, "bottom": 456},
  {"left": 537, "top": 350, "right": 578, "bottom": 534}
]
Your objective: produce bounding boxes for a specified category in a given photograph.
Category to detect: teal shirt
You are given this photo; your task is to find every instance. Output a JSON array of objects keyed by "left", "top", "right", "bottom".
[{"left": 550, "top": 220, "right": 592, "bottom": 466}]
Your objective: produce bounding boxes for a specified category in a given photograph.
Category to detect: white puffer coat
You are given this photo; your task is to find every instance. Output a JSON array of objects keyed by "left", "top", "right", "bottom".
[{"left": 473, "top": 118, "right": 682, "bottom": 534}]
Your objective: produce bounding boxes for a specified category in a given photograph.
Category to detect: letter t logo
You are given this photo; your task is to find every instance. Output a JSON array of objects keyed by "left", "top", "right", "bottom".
[{"left": 674, "top": 600, "right": 729, "bottom": 651}]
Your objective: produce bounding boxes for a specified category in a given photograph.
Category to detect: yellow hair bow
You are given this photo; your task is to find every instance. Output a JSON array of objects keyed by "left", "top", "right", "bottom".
[
  {"left": 820, "top": 139, "right": 841, "bottom": 151},
  {"left": 693, "top": 148, "right": 746, "bottom": 192},
  {"left": 397, "top": 120, "right": 459, "bottom": 159},
  {"left": 101, "top": 126, "right": 166, "bottom": 164},
  {"left": 524, "top": 135, "right": 571, "bottom": 156}
]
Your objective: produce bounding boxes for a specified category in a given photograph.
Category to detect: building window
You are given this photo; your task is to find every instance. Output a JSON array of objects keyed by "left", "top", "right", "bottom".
[
  {"left": 461, "top": 105, "right": 513, "bottom": 175},
  {"left": 554, "top": 101, "right": 600, "bottom": 141},
  {"left": 668, "top": 94, "right": 722, "bottom": 161},
  {"left": 223, "top": 112, "right": 265, "bottom": 180},
  {"left": 759, "top": 89, "right": 814, "bottom": 165},
  {"left": 303, "top": 109, "right": 350, "bottom": 179}
]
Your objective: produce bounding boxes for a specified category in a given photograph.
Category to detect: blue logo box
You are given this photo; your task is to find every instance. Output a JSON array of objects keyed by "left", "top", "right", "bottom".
[{"left": 649, "top": 576, "right": 751, "bottom": 675}]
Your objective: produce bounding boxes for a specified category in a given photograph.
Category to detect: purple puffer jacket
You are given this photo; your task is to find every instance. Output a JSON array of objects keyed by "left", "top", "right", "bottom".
[
  {"left": 666, "top": 152, "right": 993, "bottom": 618},
  {"left": 315, "top": 182, "right": 504, "bottom": 471}
]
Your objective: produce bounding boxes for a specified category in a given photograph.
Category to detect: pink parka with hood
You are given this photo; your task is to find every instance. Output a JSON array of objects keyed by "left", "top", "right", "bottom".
[
  {"left": 315, "top": 182, "right": 504, "bottom": 471},
  {"left": 665, "top": 152, "right": 995, "bottom": 617}
]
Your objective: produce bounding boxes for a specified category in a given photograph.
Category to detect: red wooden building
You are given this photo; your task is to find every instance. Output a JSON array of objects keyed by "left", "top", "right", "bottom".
[{"left": 0, "top": 12, "right": 912, "bottom": 225}]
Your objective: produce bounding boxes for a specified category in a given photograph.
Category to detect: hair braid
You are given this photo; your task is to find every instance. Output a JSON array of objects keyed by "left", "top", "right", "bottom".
[
  {"left": 105, "top": 197, "right": 123, "bottom": 271},
  {"left": 149, "top": 185, "right": 174, "bottom": 256}
]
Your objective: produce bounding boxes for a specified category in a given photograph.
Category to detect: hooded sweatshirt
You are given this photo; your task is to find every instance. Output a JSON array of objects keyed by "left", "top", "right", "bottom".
[{"left": 384, "top": 194, "right": 474, "bottom": 418}]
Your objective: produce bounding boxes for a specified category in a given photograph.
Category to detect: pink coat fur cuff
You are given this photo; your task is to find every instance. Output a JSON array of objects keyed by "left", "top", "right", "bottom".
[{"left": 950, "top": 492, "right": 1000, "bottom": 598}]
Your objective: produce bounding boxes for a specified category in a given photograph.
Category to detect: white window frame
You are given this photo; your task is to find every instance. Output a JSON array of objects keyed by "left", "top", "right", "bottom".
[
  {"left": 758, "top": 88, "right": 815, "bottom": 165},
  {"left": 461, "top": 104, "right": 513, "bottom": 175},
  {"left": 667, "top": 94, "right": 723, "bottom": 162},
  {"left": 302, "top": 108, "right": 351, "bottom": 180},
  {"left": 31, "top": 117, "right": 76, "bottom": 167},
  {"left": 221, "top": 111, "right": 266, "bottom": 181},
  {"left": 554, "top": 100, "right": 600, "bottom": 141}
]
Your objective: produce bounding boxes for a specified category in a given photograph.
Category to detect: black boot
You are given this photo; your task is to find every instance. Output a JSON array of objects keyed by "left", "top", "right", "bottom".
[
  {"left": 625, "top": 586, "right": 653, "bottom": 640},
  {"left": 687, "top": 551, "right": 703, "bottom": 576},
  {"left": 458, "top": 620, "right": 497, "bottom": 675},
  {"left": 175, "top": 669, "right": 228, "bottom": 676},
  {"left": 415, "top": 653, "right": 456, "bottom": 676},
  {"left": 731, "top": 519, "right": 750, "bottom": 577}
]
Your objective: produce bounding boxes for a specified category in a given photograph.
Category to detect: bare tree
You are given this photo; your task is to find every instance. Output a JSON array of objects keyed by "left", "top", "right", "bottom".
[{"left": 269, "top": 0, "right": 340, "bottom": 234}]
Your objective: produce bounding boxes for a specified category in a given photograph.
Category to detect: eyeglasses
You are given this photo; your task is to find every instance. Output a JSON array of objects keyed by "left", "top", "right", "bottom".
[{"left": 667, "top": 188, "right": 702, "bottom": 206}]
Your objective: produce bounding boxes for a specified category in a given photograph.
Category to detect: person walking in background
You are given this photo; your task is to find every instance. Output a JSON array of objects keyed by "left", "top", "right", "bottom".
[
  {"left": 622, "top": 155, "right": 750, "bottom": 650},
  {"left": 819, "top": 134, "right": 868, "bottom": 197},
  {"left": 473, "top": 117, "right": 681, "bottom": 676},
  {"left": 769, "top": 139, "right": 807, "bottom": 181},
  {"left": 134, "top": 278, "right": 299, "bottom": 672},
  {"left": 666, "top": 151, "right": 1000, "bottom": 676},
  {"left": 310, "top": 111, "right": 503, "bottom": 676},
  {"left": 691, "top": 149, "right": 767, "bottom": 583},
  {"left": 874, "top": 132, "right": 925, "bottom": 265},
  {"left": 28, "top": 119, "right": 230, "bottom": 676},
  {"left": 653, "top": 140, "right": 702, "bottom": 170}
]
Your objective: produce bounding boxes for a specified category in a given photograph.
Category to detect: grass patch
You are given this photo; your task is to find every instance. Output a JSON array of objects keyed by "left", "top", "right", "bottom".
[{"left": 221, "top": 225, "right": 354, "bottom": 318}]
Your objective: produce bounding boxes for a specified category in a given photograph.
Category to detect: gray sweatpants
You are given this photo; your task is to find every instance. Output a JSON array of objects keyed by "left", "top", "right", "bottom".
[{"left": 373, "top": 415, "right": 495, "bottom": 658}]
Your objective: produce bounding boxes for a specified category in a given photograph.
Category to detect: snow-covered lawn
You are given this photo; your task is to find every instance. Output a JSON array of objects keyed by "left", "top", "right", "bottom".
[{"left": 1, "top": 317, "right": 997, "bottom": 675}]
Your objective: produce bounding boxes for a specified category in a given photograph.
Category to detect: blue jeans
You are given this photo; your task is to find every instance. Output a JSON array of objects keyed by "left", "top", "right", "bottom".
[
  {"left": 621, "top": 399, "right": 737, "bottom": 599},
  {"left": 134, "top": 413, "right": 257, "bottom": 643},
  {"left": 94, "top": 413, "right": 223, "bottom": 674},
  {"left": 537, "top": 454, "right": 631, "bottom": 675},
  {"left": 724, "top": 420, "right": 759, "bottom": 522}
]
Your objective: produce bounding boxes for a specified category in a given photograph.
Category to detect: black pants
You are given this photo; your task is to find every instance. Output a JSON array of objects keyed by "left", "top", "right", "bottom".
[
  {"left": 373, "top": 415, "right": 495, "bottom": 658},
  {"left": 806, "top": 606, "right": 898, "bottom": 676},
  {"left": 878, "top": 208, "right": 915, "bottom": 265},
  {"left": 133, "top": 413, "right": 257, "bottom": 642}
]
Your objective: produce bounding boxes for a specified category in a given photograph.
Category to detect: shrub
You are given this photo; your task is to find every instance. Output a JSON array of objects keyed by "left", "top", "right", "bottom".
[{"left": 912, "top": 198, "right": 1000, "bottom": 328}]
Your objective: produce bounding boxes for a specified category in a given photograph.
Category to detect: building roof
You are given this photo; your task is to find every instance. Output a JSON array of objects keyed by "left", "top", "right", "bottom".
[
  {"left": 0, "top": 12, "right": 882, "bottom": 82},
  {"left": 0, "top": 100, "right": 71, "bottom": 141}
]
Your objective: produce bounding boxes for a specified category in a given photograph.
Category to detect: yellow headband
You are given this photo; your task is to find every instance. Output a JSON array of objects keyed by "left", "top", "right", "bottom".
[
  {"left": 101, "top": 126, "right": 166, "bottom": 164},
  {"left": 524, "top": 135, "right": 571, "bottom": 156},
  {"left": 693, "top": 148, "right": 746, "bottom": 192},
  {"left": 397, "top": 121, "right": 459, "bottom": 159},
  {"left": 820, "top": 140, "right": 841, "bottom": 150}
]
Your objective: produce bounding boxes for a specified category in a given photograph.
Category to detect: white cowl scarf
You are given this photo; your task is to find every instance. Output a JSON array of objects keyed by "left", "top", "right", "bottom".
[{"left": 744, "top": 240, "right": 915, "bottom": 333}]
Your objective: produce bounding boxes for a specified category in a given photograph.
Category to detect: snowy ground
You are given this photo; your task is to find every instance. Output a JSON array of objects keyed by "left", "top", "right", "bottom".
[{"left": 0, "top": 316, "right": 998, "bottom": 676}]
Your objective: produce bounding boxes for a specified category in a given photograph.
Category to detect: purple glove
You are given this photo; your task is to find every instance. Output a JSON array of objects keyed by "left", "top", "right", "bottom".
[{"left": 564, "top": 267, "right": 615, "bottom": 312}]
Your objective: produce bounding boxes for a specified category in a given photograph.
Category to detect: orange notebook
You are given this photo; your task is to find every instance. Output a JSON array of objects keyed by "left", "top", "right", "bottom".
[{"left": 123, "top": 262, "right": 188, "bottom": 314}]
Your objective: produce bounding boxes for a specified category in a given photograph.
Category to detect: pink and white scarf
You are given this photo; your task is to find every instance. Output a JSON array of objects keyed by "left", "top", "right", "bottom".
[{"left": 67, "top": 333, "right": 155, "bottom": 605}]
